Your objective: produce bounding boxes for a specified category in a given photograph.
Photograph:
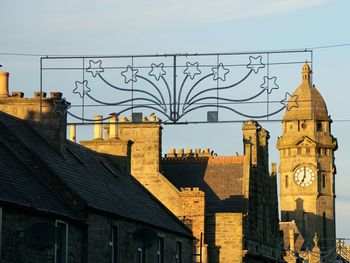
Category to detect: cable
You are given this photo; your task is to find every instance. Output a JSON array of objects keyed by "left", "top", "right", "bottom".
[
  {"left": 308, "top": 43, "right": 350, "bottom": 50},
  {"left": 0, "top": 52, "right": 45, "bottom": 57},
  {"left": 1, "top": 42, "right": 350, "bottom": 57}
]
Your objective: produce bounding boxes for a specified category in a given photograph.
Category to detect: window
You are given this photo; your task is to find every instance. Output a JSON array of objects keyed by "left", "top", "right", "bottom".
[
  {"left": 137, "top": 248, "right": 145, "bottom": 263},
  {"left": 317, "top": 121, "right": 323, "bottom": 132},
  {"left": 176, "top": 241, "right": 182, "bottom": 263},
  {"left": 306, "top": 148, "right": 310, "bottom": 155},
  {"left": 110, "top": 226, "right": 119, "bottom": 263},
  {"left": 322, "top": 174, "right": 326, "bottom": 188},
  {"left": 55, "top": 221, "right": 68, "bottom": 263},
  {"left": 323, "top": 212, "right": 327, "bottom": 248},
  {"left": 0, "top": 207, "right": 2, "bottom": 261},
  {"left": 285, "top": 175, "right": 288, "bottom": 188},
  {"left": 297, "top": 148, "right": 301, "bottom": 155},
  {"left": 156, "top": 237, "right": 164, "bottom": 263}
]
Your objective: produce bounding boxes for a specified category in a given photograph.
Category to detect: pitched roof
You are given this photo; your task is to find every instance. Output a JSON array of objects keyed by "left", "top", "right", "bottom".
[
  {"left": 0, "top": 113, "right": 192, "bottom": 237},
  {"left": 0, "top": 139, "right": 79, "bottom": 220},
  {"left": 161, "top": 156, "right": 245, "bottom": 213}
]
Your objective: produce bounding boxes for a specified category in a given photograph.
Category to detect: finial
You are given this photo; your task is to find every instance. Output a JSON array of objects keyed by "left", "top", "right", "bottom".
[
  {"left": 302, "top": 61, "right": 311, "bottom": 83},
  {"left": 313, "top": 232, "right": 319, "bottom": 248}
]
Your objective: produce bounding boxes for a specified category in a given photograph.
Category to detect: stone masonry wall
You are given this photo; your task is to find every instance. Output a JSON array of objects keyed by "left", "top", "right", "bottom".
[
  {"left": 206, "top": 213, "right": 243, "bottom": 263},
  {"left": 1, "top": 207, "right": 84, "bottom": 263},
  {"left": 87, "top": 212, "right": 193, "bottom": 263},
  {"left": 178, "top": 187, "right": 205, "bottom": 241}
]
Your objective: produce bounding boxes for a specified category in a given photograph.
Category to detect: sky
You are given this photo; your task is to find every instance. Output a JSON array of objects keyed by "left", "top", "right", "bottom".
[{"left": 1, "top": 0, "right": 350, "bottom": 239}]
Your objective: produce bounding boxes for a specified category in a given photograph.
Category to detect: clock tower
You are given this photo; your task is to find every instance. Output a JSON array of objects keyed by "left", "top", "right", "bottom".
[{"left": 277, "top": 63, "right": 337, "bottom": 250}]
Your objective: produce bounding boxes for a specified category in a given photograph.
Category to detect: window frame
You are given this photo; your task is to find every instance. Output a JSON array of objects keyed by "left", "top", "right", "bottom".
[
  {"left": 55, "top": 220, "right": 68, "bottom": 263},
  {"left": 156, "top": 237, "right": 164, "bottom": 263},
  {"left": 0, "top": 207, "right": 2, "bottom": 261},
  {"left": 110, "top": 225, "right": 119, "bottom": 263},
  {"left": 175, "top": 241, "right": 182, "bottom": 263}
]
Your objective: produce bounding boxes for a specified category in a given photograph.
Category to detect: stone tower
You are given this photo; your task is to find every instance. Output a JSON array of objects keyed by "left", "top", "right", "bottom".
[{"left": 277, "top": 63, "right": 337, "bottom": 250}]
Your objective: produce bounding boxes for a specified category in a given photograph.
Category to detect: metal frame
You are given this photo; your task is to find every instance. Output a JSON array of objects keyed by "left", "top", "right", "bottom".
[{"left": 40, "top": 50, "right": 312, "bottom": 125}]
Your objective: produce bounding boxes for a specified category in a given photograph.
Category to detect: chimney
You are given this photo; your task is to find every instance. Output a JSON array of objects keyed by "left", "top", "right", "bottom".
[
  {"left": 0, "top": 71, "right": 9, "bottom": 98},
  {"left": 69, "top": 124, "right": 76, "bottom": 142},
  {"left": 289, "top": 227, "right": 295, "bottom": 252},
  {"left": 93, "top": 115, "right": 103, "bottom": 140}
]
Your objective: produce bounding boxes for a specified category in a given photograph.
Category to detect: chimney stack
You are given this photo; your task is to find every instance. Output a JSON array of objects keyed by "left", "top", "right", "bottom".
[{"left": 0, "top": 71, "right": 9, "bottom": 98}]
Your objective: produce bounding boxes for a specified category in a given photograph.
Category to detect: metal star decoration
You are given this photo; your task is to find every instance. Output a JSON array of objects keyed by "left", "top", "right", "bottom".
[
  {"left": 280, "top": 92, "right": 298, "bottom": 111},
  {"left": 121, "top": 65, "right": 138, "bottom": 83},
  {"left": 183, "top": 62, "right": 201, "bottom": 79},
  {"left": 212, "top": 63, "right": 229, "bottom": 81},
  {"left": 86, "top": 60, "right": 104, "bottom": 77},
  {"left": 73, "top": 80, "right": 91, "bottom": 98},
  {"left": 260, "top": 76, "right": 279, "bottom": 94},
  {"left": 247, "top": 56, "right": 265, "bottom": 74},
  {"left": 148, "top": 63, "right": 166, "bottom": 81},
  {"left": 53, "top": 98, "right": 71, "bottom": 115}
]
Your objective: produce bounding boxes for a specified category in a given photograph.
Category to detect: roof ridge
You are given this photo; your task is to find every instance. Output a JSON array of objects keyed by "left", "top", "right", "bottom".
[{"left": 0, "top": 115, "right": 86, "bottom": 216}]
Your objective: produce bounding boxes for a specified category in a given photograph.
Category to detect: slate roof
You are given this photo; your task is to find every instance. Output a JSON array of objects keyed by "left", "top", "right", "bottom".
[
  {"left": 161, "top": 156, "right": 245, "bottom": 213},
  {"left": 0, "top": 140, "right": 79, "bottom": 220},
  {"left": 0, "top": 113, "right": 192, "bottom": 237}
]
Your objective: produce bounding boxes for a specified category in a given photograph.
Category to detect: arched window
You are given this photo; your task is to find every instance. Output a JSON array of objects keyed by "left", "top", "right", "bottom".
[
  {"left": 285, "top": 175, "right": 289, "bottom": 188},
  {"left": 322, "top": 174, "right": 326, "bottom": 188}
]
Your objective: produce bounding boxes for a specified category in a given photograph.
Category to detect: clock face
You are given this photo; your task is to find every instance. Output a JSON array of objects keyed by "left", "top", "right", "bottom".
[{"left": 294, "top": 166, "right": 315, "bottom": 187}]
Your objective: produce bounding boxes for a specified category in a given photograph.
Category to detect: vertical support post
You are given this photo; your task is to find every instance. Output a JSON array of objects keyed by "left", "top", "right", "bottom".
[
  {"left": 266, "top": 52, "right": 270, "bottom": 120},
  {"left": 310, "top": 50, "right": 313, "bottom": 85},
  {"left": 200, "top": 232, "right": 203, "bottom": 263},
  {"left": 131, "top": 56, "right": 134, "bottom": 115},
  {"left": 173, "top": 55, "right": 177, "bottom": 122},
  {"left": 39, "top": 57, "right": 43, "bottom": 125},
  {"left": 82, "top": 58, "right": 85, "bottom": 123}
]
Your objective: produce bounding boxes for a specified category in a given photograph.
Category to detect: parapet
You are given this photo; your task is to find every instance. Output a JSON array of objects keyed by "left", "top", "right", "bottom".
[{"left": 163, "top": 148, "right": 244, "bottom": 163}]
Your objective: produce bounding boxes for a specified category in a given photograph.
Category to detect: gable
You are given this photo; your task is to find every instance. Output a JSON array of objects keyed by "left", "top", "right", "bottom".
[{"left": 292, "top": 136, "right": 317, "bottom": 147}]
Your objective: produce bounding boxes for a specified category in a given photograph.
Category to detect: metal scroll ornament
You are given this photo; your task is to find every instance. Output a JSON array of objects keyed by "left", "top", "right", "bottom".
[{"left": 48, "top": 52, "right": 305, "bottom": 123}]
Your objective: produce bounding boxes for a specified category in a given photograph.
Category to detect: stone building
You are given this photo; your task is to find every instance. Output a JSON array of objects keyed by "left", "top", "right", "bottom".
[
  {"left": 277, "top": 63, "right": 338, "bottom": 262},
  {"left": 82, "top": 113, "right": 281, "bottom": 262},
  {"left": 0, "top": 71, "right": 194, "bottom": 263}
]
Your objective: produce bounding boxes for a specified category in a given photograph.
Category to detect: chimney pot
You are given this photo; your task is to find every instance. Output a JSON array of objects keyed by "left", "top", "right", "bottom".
[
  {"left": 11, "top": 92, "right": 24, "bottom": 98},
  {"left": 109, "top": 115, "right": 118, "bottom": 138},
  {"left": 50, "top": 92, "right": 63, "bottom": 99},
  {"left": 178, "top": 148, "right": 184, "bottom": 156},
  {"left": 93, "top": 115, "right": 103, "bottom": 140},
  {"left": 69, "top": 124, "right": 76, "bottom": 142},
  {"left": 0, "top": 71, "right": 9, "bottom": 98},
  {"left": 149, "top": 114, "right": 157, "bottom": 122},
  {"left": 34, "top": 92, "right": 47, "bottom": 99},
  {"left": 120, "top": 116, "right": 129, "bottom": 122}
]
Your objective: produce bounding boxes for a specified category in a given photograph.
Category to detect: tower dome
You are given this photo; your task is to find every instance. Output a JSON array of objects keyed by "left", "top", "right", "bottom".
[{"left": 284, "top": 63, "right": 329, "bottom": 121}]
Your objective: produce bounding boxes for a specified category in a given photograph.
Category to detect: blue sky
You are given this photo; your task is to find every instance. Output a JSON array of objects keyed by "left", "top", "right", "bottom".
[{"left": 2, "top": 0, "right": 350, "bottom": 239}]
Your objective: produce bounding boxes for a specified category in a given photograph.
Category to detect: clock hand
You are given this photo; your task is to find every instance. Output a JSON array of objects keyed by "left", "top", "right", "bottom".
[{"left": 301, "top": 167, "right": 306, "bottom": 183}]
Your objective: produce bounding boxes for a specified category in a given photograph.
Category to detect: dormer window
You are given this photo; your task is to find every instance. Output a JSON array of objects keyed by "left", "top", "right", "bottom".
[{"left": 317, "top": 121, "right": 323, "bottom": 132}]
